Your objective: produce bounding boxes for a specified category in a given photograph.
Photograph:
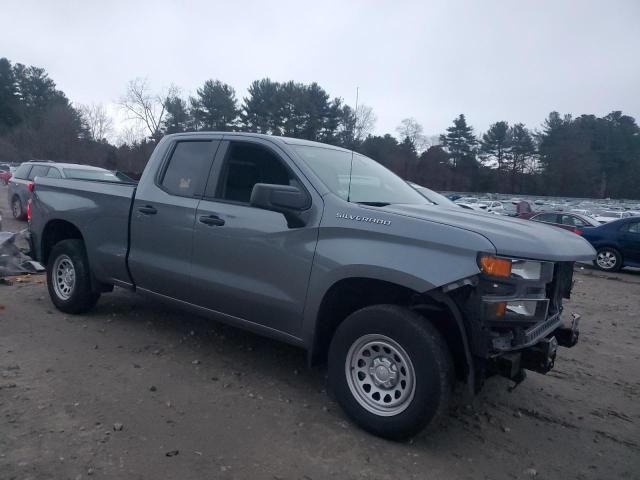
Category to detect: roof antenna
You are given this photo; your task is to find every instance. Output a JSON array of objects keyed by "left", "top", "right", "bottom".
[{"left": 346, "top": 87, "right": 359, "bottom": 203}]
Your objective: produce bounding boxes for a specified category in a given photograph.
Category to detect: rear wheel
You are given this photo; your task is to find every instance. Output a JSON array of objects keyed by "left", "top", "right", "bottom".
[
  {"left": 12, "top": 196, "right": 25, "bottom": 220},
  {"left": 47, "top": 239, "right": 100, "bottom": 313},
  {"left": 328, "top": 305, "right": 454, "bottom": 440},
  {"left": 594, "top": 247, "right": 622, "bottom": 272}
]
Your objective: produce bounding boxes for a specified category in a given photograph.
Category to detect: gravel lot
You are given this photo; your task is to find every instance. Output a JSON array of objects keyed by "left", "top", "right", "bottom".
[{"left": 1, "top": 184, "right": 639, "bottom": 480}]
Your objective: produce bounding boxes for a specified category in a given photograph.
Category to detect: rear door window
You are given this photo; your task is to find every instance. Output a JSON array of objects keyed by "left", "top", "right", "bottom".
[
  {"left": 28, "top": 165, "right": 50, "bottom": 180},
  {"left": 160, "top": 141, "right": 218, "bottom": 197},
  {"left": 46, "top": 168, "right": 62, "bottom": 178},
  {"left": 560, "top": 214, "right": 586, "bottom": 227},
  {"left": 14, "top": 164, "right": 32, "bottom": 179},
  {"left": 625, "top": 222, "right": 640, "bottom": 234},
  {"left": 533, "top": 213, "right": 558, "bottom": 223}
]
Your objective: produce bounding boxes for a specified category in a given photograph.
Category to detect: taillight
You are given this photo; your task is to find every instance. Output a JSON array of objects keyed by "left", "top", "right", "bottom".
[
  {"left": 27, "top": 199, "right": 32, "bottom": 222},
  {"left": 28, "top": 181, "right": 35, "bottom": 192},
  {"left": 574, "top": 228, "right": 582, "bottom": 235}
]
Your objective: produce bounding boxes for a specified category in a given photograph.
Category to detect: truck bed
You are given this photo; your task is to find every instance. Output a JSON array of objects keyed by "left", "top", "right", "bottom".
[{"left": 30, "top": 177, "right": 136, "bottom": 287}]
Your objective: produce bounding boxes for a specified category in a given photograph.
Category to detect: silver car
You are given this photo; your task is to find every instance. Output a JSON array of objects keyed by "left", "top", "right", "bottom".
[{"left": 8, "top": 161, "right": 121, "bottom": 220}]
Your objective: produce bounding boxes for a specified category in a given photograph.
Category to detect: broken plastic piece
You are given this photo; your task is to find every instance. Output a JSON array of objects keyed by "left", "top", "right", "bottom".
[{"left": 0, "top": 230, "right": 43, "bottom": 277}]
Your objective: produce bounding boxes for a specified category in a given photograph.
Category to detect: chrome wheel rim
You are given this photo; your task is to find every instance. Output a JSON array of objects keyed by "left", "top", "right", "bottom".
[
  {"left": 12, "top": 199, "right": 20, "bottom": 218},
  {"left": 597, "top": 251, "right": 617, "bottom": 269},
  {"left": 52, "top": 255, "right": 76, "bottom": 300},
  {"left": 345, "top": 334, "right": 416, "bottom": 416}
]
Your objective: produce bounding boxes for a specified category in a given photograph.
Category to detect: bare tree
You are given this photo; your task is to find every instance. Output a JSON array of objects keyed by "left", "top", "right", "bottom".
[
  {"left": 115, "top": 124, "right": 145, "bottom": 147},
  {"left": 355, "top": 105, "right": 377, "bottom": 141},
  {"left": 396, "top": 117, "right": 427, "bottom": 152},
  {"left": 79, "top": 103, "right": 114, "bottom": 141},
  {"left": 119, "top": 78, "right": 177, "bottom": 140}
]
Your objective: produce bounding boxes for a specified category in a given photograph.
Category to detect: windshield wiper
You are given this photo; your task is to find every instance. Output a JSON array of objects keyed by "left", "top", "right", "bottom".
[{"left": 356, "top": 201, "right": 391, "bottom": 207}]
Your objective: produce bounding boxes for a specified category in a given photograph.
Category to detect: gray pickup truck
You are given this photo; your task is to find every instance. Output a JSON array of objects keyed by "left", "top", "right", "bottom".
[{"left": 29, "top": 132, "right": 595, "bottom": 439}]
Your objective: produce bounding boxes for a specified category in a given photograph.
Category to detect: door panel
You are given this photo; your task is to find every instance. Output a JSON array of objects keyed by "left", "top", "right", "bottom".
[
  {"left": 189, "top": 139, "right": 321, "bottom": 337},
  {"left": 128, "top": 139, "right": 220, "bottom": 297},
  {"left": 191, "top": 200, "right": 319, "bottom": 335},
  {"left": 620, "top": 223, "right": 640, "bottom": 262}
]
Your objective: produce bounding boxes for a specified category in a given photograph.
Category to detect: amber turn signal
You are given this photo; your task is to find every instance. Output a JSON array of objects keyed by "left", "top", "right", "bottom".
[
  {"left": 479, "top": 255, "right": 512, "bottom": 278},
  {"left": 493, "top": 302, "right": 507, "bottom": 317}
]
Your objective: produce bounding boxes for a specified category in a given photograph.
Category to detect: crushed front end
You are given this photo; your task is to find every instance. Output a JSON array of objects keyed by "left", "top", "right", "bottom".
[{"left": 455, "top": 255, "right": 581, "bottom": 390}]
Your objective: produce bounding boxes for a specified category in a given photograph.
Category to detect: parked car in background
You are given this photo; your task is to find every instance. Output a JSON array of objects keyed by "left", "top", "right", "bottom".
[
  {"left": 8, "top": 161, "right": 122, "bottom": 220},
  {"left": 580, "top": 217, "right": 640, "bottom": 271},
  {"left": 518, "top": 211, "right": 600, "bottom": 234},
  {"left": 0, "top": 164, "right": 12, "bottom": 185},
  {"left": 479, "top": 200, "right": 504, "bottom": 214},
  {"left": 501, "top": 200, "right": 533, "bottom": 217},
  {"left": 570, "top": 209, "right": 593, "bottom": 217},
  {"left": 407, "top": 182, "right": 461, "bottom": 208},
  {"left": 455, "top": 196, "right": 480, "bottom": 206},
  {"left": 112, "top": 170, "right": 138, "bottom": 183},
  {"left": 593, "top": 211, "right": 633, "bottom": 224}
]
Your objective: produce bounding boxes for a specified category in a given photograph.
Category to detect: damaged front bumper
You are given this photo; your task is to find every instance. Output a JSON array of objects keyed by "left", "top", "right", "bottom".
[{"left": 459, "top": 260, "right": 581, "bottom": 384}]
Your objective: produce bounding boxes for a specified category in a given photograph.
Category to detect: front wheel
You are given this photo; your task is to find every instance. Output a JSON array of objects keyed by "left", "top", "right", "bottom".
[
  {"left": 328, "top": 305, "right": 454, "bottom": 440},
  {"left": 594, "top": 247, "right": 622, "bottom": 272},
  {"left": 47, "top": 239, "right": 100, "bottom": 314}
]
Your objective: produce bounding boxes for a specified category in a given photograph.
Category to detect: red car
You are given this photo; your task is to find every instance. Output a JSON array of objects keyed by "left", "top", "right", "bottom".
[
  {"left": 519, "top": 211, "right": 600, "bottom": 234},
  {"left": 0, "top": 164, "right": 12, "bottom": 185}
]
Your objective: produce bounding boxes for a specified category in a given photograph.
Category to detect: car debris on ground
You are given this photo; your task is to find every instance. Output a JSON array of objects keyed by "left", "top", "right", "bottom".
[{"left": 0, "top": 230, "right": 44, "bottom": 278}]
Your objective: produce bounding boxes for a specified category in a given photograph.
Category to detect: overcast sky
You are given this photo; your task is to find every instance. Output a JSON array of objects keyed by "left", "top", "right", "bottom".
[{"left": 2, "top": 0, "right": 639, "bottom": 139}]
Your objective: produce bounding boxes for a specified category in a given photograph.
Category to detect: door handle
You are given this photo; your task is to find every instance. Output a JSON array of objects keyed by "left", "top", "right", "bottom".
[
  {"left": 199, "top": 214, "right": 225, "bottom": 226},
  {"left": 138, "top": 205, "right": 157, "bottom": 215}
]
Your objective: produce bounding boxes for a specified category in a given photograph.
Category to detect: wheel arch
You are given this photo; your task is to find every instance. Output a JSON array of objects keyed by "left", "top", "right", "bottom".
[
  {"left": 307, "top": 275, "right": 474, "bottom": 387},
  {"left": 41, "top": 219, "right": 84, "bottom": 266}
]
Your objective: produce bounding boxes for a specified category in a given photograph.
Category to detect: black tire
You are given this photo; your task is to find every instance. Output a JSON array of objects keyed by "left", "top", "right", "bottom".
[
  {"left": 328, "top": 304, "right": 454, "bottom": 440},
  {"left": 47, "top": 239, "right": 100, "bottom": 314},
  {"left": 12, "top": 196, "right": 25, "bottom": 220},
  {"left": 593, "top": 247, "right": 623, "bottom": 272}
]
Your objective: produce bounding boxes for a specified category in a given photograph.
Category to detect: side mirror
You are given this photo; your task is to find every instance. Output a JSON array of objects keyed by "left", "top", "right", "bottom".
[
  {"left": 250, "top": 183, "right": 310, "bottom": 211},
  {"left": 250, "top": 183, "right": 311, "bottom": 227}
]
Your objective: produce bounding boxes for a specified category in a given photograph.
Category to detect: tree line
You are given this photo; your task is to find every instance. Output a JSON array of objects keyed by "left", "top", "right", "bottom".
[{"left": 1, "top": 57, "right": 639, "bottom": 199}]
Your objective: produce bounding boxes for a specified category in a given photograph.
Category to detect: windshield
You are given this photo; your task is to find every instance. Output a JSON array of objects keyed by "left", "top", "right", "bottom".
[
  {"left": 294, "top": 145, "right": 428, "bottom": 205},
  {"left": 62, "top": 168, "right": 122, "bottom": 182}
]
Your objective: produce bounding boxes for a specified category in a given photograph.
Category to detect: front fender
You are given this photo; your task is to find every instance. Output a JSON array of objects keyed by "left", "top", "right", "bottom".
[{"left": 302, "top": 203, "right": 496, "bottom": 349}]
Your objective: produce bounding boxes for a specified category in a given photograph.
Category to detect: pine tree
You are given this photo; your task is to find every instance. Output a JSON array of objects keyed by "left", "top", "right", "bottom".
[
  {"left": 300, "top": 82, "right": 331, "bottom": 141},
  {"left": 241, "top": 78, "right": 282, "bottom": 135},
  {"left": 195, "top": 79, "right": 239, "bottom": 131},
  {"left": 0, "top": 58, "right": 21, "bottom": 131},
  {"left": 480, "top": 121, "right": 511, "bottom": 170},
  {"left": 507, "top": 123, "right": 535, "bottom": 192},
  {"left": 278, "top": 81, "right": 306, "bottom": 138},
  {"left": 163, "top": 95, "right": 189, "bottom": 134},
  {"left": 439, "top": 114, "right": 477, "bottom": 169}
]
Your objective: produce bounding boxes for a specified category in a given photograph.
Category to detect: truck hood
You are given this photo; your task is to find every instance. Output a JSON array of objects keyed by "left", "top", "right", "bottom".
[{"left": 381, "top": 204, "right": 596, "bottom": 262}]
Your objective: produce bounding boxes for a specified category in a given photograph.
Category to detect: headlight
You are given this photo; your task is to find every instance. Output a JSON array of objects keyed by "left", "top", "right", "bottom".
[
  {"left": 511, "top": 259, "right": 542, "bottom": 280},
  {"left": 478, "top": 255, "right": 543, "bottom": 281},
  {"left": 506, "top": 300, "right": 542, "bottom": 316}
]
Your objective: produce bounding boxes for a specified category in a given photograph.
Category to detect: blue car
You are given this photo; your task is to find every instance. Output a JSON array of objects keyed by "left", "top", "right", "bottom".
[{"left": 580, "top": 217, "right": 640, "bottom": 271}]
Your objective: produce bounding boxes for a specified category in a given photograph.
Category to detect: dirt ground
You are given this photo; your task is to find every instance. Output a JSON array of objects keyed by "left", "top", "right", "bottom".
[{"left": 1, "top": 185, "right": 639, "bottom": 480}]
